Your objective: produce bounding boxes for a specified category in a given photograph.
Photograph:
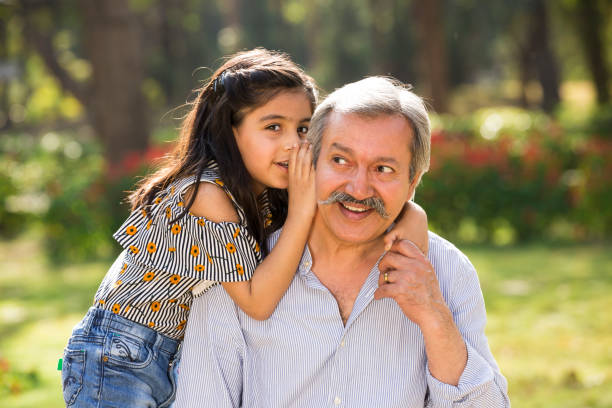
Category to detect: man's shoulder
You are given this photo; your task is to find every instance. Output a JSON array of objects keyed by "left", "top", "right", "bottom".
[
  {"left": 267, "top": 228, "right": 283, "bottom": 249},
  {"left": 427, "top": 231, "right": 478, "bottom": 289}
]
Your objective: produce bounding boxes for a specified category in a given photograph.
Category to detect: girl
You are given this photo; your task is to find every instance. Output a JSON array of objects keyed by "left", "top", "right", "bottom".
[{"left": 61, "top": 48, "right": 428, "bottom": 407}]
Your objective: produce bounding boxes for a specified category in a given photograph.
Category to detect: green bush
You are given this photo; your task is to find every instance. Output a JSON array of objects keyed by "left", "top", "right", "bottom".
[
  {"left": 421, "top": 107, "right": 612, "bottom": 243},
  {"left": 0, "top": 129, "right": 159, "bottom": 263}
]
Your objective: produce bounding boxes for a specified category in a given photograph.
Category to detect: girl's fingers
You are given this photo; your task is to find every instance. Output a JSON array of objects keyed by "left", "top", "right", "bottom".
[
  {"left": 295, "top": 142, "right": 310, "bottom": 179},
  {"left": 289, "top": 143, "right": 299, "bottom": 175},
  {"left": 383, "top": 231, "right": 399, "bottom": 251},
  {"left": 304, "top": 144, "right": 314, "bottom": 177}
]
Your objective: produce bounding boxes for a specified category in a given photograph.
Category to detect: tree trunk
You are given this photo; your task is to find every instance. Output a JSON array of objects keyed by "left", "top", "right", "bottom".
[
  {"left": 367, "top": 0, "right": 392, "bottom": 75},
  {"left": 576, "top": 0, "right": 610, "bottom": 105},
  {"left": 0, "top": 17, "right": 11, "bottom": 130},
  {"left": 517, "top": 40, "right": 532, "bottom": 108},
  {"left": 79, "top": 0, "right": 149, "bottom": 165},
  {"left": 530, "top": 0, "right": 560, "bottom": 113},
  {"left": 304, "top": 0, "right": 322, "bottom": 75},
  {"left": 412, "top": 0, "right": 449, "bottom": 113}
]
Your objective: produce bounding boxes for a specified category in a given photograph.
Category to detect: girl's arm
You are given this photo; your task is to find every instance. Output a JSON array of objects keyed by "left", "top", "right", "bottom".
[
  {"left": 217, "top": 143, "right": 315, "bottom": 320},
  {"left": 383, "top": 201, "right": 429, "bottom": 255}
]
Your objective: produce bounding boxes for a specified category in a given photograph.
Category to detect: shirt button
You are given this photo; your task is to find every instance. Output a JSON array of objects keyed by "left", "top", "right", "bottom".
[
  {"left": 340, "top": 340, "right": 345, "bottom": 347},
  {"left": 303, "top": 261, "right": 311, "bottom": 267},
  {"left": 334, "top": 396, "right": 341, "bottom": 405}
]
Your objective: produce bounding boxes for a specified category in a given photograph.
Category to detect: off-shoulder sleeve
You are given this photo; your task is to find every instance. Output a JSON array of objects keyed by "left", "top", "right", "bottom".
[{"left": 113, "top": 201, "right": 261, "bottom": 284}]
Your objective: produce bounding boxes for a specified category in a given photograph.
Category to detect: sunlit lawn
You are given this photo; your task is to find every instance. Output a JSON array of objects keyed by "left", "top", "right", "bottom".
[{"left": 0, "top": 236, "right": 610, "bottom": 407}]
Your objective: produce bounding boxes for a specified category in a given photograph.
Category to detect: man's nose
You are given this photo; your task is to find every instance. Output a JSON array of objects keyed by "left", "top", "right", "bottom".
[{"left": 345, "top": 167, "right": 373, "bottom": 200}]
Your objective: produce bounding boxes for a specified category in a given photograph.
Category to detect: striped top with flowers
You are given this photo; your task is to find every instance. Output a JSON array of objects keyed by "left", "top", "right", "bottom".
[{"left": 93, "top": 161, "right": 264, "bottom": 340}]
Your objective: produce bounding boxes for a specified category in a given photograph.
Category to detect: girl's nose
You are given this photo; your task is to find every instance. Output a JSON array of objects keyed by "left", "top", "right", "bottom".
[{"left": 285, "top": 129, "right": 302, "bottom": 145}]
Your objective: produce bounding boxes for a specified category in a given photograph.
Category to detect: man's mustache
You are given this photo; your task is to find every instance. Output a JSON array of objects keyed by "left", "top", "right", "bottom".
[{"left": 318, "top": 191, "right": 389, "bottom": 219}]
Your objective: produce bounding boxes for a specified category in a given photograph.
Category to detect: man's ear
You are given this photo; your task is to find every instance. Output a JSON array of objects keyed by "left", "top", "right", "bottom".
[{"left": 407, "top": 171, "right": 424, "bottom": 201}]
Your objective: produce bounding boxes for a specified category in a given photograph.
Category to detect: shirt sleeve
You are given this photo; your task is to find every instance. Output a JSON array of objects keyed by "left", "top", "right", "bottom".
[
  {"left": 113, "top": 203, "right": 261, "bottom": 283},
  {"left": 173, "top": 285, "right": 245, "bottom": 408},
  {"left": 426, "top": 251, "right": 510, "bottom": 407}
]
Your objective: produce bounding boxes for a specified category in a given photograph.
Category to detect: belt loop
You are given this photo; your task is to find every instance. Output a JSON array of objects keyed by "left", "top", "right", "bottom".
[
  {"left": 153, "top": 333, "right": 164, "bottom": 359},
  {"left": 82, "top": 307, "right": 95, "bottom": 335}
]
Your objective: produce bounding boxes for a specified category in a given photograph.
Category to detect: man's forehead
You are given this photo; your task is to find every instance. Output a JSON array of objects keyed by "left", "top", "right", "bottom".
[{"left": 322, "top": 111, "right": 413, "bottom": 152}]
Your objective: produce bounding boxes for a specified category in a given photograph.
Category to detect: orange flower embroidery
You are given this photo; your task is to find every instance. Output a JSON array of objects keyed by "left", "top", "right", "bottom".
[
  {"left": 236, "top": 264, "right": 244, "bottom": 275},
  {"left": 171, "top": 224, "right": 181, "bottom": 234},
  {"left": 206, "top": 252, "right": 213, "bottom": 264},
  {"left": 150, "top": 301, "right": 161, "bottom": 312},
  {"left": 129, "top": 245, "right": 139, "bottom": 254},
  {"left": 194, "top": 264, "right": 205, "bottom": 272},
  {"left": 148, "top": 322, "right": 155, "bottom": 328},
  {"left": 176, "top": 320, "right": 186, "bottom": 331},
  {"left": 168, "top": 247, "right": 176, "bottom": 252},
  {"left": 112, "top": 304, "right": 121, "bottom": 314},
  {"left": 169, "top": 274, "right": 181, "bottom": 284},
  {"left": 170, "top": 186, "right": 175, "bottom": 194},
  {"left": 141, "top": 209, "right": 147, "bottom": 217},
  {"left": 179, "top": 304, "right": 190, "bottom": 310},
  {"left": 114, "top": 280, "right": 122, "bottom": 287},
  {"left": 233, "top": 227, "right": 240, "bottom": 238},
  {"left": 124, "top": 305, "right": 131, "bottom": 313},
  {"left": 197, "top": 219, "right": 206, "bottom": 226},
  {"left": 146, "top": 219, "right": 153, "bottom": 230},
  {"left": 120, "top": 263, "right": 128, "bottom": 274},
  {"left": 225, "top": 243, "right": 236, "bottom": 254},
  {"left": 177, "top": 201, "right": 184, "bottom": 207},
  {"left": 154, "top": 197, "right": 162, "bottom": 204},
  {"left": 214, "top": 179, "right": 224, "bottom": 186},
  {"left": 255, "top": 242, "right": 260, "bottom": 253},
  {"left": 126, "top": 225, "right": 137, "bottom": 235},
  {"left": 168, "top": 299, "right": 177, "bottom": 303},
  {"left": 190, "top": 245, "right": 200, "bottom": 257},
  {"left": 98, "top": 299, "right": 105, "bottom": 305},
  {"left": 147, "top": 242, "right": 157, "bottom": 254},
  {"left": 265, "top": 213, "right": 273, "bottom": 227},
  {"left": 143, "top": 271, "right": 155, "bottom": 281},
  {"left": 165, "top": 207, "right": 172, "bottom": 219}
]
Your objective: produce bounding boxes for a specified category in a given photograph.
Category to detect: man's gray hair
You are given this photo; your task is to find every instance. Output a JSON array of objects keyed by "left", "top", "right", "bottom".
[{"left": 308, "top": 76, "right": 430, "bottom": 182}]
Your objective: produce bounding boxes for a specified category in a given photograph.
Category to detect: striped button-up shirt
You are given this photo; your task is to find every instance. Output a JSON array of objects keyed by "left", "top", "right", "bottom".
[{"left": 174, "top": 231, "right": 510, "bottom": 407}]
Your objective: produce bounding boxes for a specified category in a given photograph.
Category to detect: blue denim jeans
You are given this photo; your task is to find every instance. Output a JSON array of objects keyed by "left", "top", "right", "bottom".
[{"left": 62, "top": 307, "right": 180, "bottom": 407}]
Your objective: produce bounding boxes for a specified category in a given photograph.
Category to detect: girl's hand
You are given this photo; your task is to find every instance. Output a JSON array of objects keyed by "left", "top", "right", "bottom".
[
  {"left": 384, "top": 201, "right": 429, "bottom": 255},
  {"left": 286, "top": 142, "right": 316, "bottom": 220}
]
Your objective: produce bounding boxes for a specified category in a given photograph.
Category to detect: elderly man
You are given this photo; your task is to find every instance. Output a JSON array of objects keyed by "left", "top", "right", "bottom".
[{"left": 174, "top": 77, "right": 509, "bottom": 407}]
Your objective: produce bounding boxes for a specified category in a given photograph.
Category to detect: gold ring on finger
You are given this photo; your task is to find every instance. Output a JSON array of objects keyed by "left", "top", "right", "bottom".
[{"left": 384, "top": 272, "right": 389, "bottom": 284}]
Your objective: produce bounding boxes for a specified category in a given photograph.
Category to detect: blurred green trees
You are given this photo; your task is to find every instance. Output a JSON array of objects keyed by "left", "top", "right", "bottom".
[{"left": 1, "top": 0, "right": 611, "bottom": 262}]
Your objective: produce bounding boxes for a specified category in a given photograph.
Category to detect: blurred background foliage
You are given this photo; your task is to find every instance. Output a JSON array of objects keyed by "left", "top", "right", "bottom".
[
  {"left": 1, "top": 0, "right": 611, "bottom": 406},
  {"left": 1, "top": 0, "right": 610, "bottom": 263}
]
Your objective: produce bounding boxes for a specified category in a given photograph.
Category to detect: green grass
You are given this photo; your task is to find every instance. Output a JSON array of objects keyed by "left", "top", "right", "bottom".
[{"left": 0, "top": 238, "right": 610, "bottom": 407}]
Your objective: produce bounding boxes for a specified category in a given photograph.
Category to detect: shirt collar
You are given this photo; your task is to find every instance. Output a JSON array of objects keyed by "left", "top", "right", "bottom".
[{"left": 298, "top": 244, "right": 314, "bottom": 276}]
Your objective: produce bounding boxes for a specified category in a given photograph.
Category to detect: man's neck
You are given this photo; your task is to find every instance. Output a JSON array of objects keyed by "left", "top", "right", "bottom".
[{"left": 307, "top": 219, "right": 385, "bottom": 324}]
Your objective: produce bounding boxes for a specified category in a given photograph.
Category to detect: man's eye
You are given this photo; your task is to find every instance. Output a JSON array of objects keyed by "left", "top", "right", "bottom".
[
  {"left": 266, "top": 124, "right": 281, "bottom": 131},
  {"left": 332, "top": 156, "right": 347, "bottom": 165},
  {"left": 377, "top": 165, "right": 394, "bottom": 174}
]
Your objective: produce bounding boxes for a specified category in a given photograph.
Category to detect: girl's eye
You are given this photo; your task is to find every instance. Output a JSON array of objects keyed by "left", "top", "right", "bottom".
[
  {"left": 332, "top": 156, "right": 347, "bottom": 165},
  {"left": 297, "top": 126, "right": 309, "bottom": 135},
  {"left": 377, "top": 165, "right": 394, "bottom": 174},
  {"left": 266, "top": 124, "right": 281, "bottom": 131}
]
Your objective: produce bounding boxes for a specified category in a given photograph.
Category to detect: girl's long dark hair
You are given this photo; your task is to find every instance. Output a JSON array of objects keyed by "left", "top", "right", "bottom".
[{"left": 128, "top": 48, "right": 317, "bottom": 254}]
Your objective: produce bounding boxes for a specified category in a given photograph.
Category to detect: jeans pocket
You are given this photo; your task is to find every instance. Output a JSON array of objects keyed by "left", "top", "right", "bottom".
[
  {"left": 62, "top": 348, "right": 86, "bottom": 406},
  {"left": 104, "top": 332, "right": 154, "bottom": 369}
]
